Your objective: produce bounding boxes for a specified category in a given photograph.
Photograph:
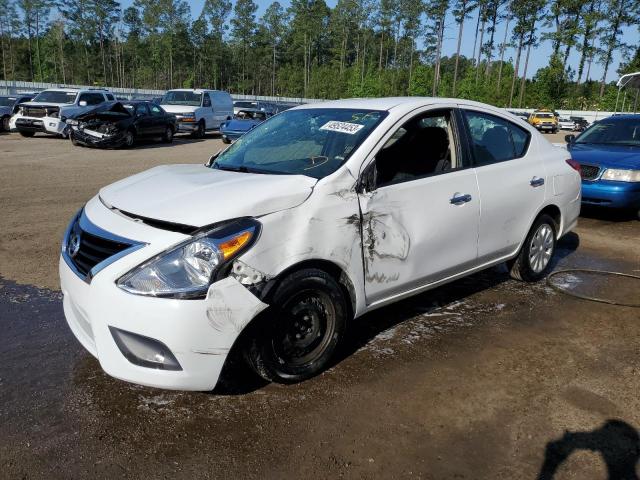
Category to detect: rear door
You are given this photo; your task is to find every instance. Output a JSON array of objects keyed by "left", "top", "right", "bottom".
[
  {"left": 460, "top": 108, "right": 545, "bottom": 262},
  {"left": 357, "top": 106, "right": 480, "bottom": 305}
]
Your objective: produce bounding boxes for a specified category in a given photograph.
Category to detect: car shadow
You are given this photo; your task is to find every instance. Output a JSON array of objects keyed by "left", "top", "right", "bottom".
[
  {"left": 537, "top": 420, "right": 640, "bottom": 479},
  {"left": 580, "top": 206, "right": 638, "bottom": 222},
  {"left": 213, "top": 232, "right": 580, "bottom": 396}
]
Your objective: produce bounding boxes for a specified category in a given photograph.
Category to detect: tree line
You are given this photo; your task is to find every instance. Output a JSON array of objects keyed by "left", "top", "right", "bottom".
[{"left": 0, "top": 0, "right": 639, "bottom": 111}]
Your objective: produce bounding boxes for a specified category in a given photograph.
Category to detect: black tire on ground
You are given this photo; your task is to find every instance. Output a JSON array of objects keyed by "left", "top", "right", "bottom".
[
  {"left": 245, "top": 268, "right": 348, "bottom": 384},
  {"left": 222, "top": 137, "right": 231, "bottom": 144},
  {"left": 122, "top": 129, "right": 135, "bottom": 148},
  {"left": 1, "top": 115, "right": 9, "bottom": 132},
  {"left": 508, "top": 213, "right": 557, "bottom": 282},
  {"left": 69, "top": 133, "right": 79, "bottom": 146},
  {"left": 162, "top": 126, "right": 174, "bottom": 143},
  {"left": 191, "top": 121, "right": 205, "bottom": 139},
  {"left": 18, "top": 131, "right": 35, "bottom": 137}
]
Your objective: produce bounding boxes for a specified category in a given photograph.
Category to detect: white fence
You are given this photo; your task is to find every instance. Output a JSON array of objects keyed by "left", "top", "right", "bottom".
[{"left": 0, "top": 80, "right": 318, "bottom": 105}]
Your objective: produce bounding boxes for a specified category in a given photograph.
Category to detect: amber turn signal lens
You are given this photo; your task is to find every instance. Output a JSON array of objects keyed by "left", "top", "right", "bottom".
[{"left": 219, "top": 231, "right": 252, "bottom": 260}]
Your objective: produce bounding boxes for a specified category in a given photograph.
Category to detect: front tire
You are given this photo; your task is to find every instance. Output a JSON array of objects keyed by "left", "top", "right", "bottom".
[
  {"left": 1, "top": 115, "right": 9, "bottom": 132},
  {"left": 508, "top": 214, "right": 557, "bottom": 282},
  {"left": 245, "top": 268, "right": 348, "bottom": 383},
  {"left": 191, "top": 121, "right": 205, "bottom": 139},
  {"left": 162, "top": 126, "right": 174, "bottom": 143},
  {"left": 19, "top": 130, "right": 35, "bottom": 137},
  {"left": 69, "top": 132, "right": 79, "bottom": 146},
  {"left": 122, "top": 129, "right": 135, "bottom": 148}
]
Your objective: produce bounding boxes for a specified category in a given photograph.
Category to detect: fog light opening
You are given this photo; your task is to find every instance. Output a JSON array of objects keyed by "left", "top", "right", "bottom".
[{"left": 109, "top": 327, "right": 182, "bottom": 371}]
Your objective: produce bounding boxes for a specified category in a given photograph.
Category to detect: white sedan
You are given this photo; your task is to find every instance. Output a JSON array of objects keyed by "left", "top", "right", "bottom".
[
  {"left": 60, "top": 97, "right": 581, "bottom": 391},
  {"left": 558, "top": 117, "right": 576, "bottom": 130}
]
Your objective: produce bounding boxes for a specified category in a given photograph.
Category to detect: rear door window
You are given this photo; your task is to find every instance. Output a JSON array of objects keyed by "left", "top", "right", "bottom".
[
  {"left": 203, "top": 93, "right": 212, "bottom": 107},
  {"left": 149, "top": 104, "right": 163, "bottom": 116},
  {"left": 463, "top": 110, "right": 530, "bottom": 166}
]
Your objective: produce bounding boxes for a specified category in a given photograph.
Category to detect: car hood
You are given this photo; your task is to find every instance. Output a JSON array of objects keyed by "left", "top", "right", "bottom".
[
  {"left": 99, "top": 164, "right": 317, "bottom": 227},
  {"left": 161, "top": 104, "right": 198, "bottom": 114},
  {"left": 70, "top": 102, "right": 131, "bottom": 121},
  {"left": 569, "top": 143, "right": 640, "bottom": 170},
  {"left": 0, "top": 106, "right": 10, "bottom": 115}
]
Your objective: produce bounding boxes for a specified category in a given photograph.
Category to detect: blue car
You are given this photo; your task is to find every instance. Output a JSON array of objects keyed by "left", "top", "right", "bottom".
[
  {"left": 220, "top": 109, "right": 269, "bottom": 143},
  {"left": 567, "top": 115, "right": 640, "bottom": 218}
]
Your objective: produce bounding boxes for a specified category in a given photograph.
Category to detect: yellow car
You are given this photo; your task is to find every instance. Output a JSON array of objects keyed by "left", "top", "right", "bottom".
[{"left": 528, "top": 111, "right": 558, "bottom": 133}]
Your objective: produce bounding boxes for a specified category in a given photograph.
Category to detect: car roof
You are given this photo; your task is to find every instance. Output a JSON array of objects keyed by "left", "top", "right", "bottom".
[
  {"left": 292, "top": 97, "right": 510, "bottom": 115},
  {"left": 606, "top": 114, "right": 640, "bottom": 120},
  {"left": 166, "top": 89, "right": 225, "bottom": 94}
]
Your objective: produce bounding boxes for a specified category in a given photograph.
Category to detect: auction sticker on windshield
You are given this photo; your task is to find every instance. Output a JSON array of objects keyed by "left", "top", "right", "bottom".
[{"left": 320, "top": 121, "right": 365, "bottom": 134}]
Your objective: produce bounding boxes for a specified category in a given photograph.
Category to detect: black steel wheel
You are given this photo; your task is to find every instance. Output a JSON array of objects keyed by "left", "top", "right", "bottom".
[
  {"left": 191, "top": 121, "right": 205, "bottom": 139},
  {"left": 245, "top": 268, "right": 348, "bottom": 383}
]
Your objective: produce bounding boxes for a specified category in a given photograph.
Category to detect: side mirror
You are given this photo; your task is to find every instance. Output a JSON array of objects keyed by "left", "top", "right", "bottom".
[
  {"left": 206, "top": 150, "right": 221, "bottom": 167},
  {"left": 78, "top": 100, "right": 87, "bottom": 107},
  {"left": 565, "top": 134, "right": 575, "bottom": 144}
]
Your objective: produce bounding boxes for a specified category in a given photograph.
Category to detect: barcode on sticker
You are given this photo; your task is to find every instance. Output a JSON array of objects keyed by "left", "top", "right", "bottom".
[{"left": 320, "top": 121, "right": 365, "bottom": 135}]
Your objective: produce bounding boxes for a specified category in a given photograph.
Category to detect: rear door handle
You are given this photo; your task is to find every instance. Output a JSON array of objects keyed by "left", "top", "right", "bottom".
[
  {"left": 530, "top": 177, "right": 545, "bottom": 187},
  {"left": 450, "top": 193, "right": 472, "bottom": 205}
]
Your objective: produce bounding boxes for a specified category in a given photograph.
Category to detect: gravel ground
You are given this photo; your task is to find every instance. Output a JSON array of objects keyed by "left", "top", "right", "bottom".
[{"left": 1, "top": 130, "right": 639, "bottom": 479}]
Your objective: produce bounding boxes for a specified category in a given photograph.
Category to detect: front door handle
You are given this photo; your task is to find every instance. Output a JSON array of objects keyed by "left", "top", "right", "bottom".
[
  {"left": 450, "top": 193, "right": 472, "bottom": 205},
  {"left": 530, "top": 177, "right": 545, "bottom": 187}
]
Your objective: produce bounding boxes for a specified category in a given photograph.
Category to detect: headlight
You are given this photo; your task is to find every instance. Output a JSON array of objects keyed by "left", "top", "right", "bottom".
[
  {"left": 66, "top": 118, "right": 78, "bottom": 126},
  {"left": 117, "top": 218, "right": 260, "bottom": 298},
  {"left": 601, "top": 168, "right": 640, "bottom": 182}
]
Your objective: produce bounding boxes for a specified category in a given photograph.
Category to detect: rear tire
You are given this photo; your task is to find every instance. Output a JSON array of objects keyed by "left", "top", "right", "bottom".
[
  {"left": 162, "top": 126, "right": 174, "bottom": 143},
  {"left": 508, "top": 214, "right": 557, "bottom": 282},
  {"left": 1, "top": 115, "right": 9, "bottom": 132},
  {"left": 245, "top": 268, "right": 348, "bottom": 384},
  {"left": 19, "top": 131, "right": 35, "bottom": 137}
]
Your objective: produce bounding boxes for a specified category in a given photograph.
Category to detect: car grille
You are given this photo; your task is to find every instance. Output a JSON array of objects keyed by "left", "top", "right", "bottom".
[
  {"left": 64, "top": 211, "right": 142, "bottom": 281},
  {"left": 580, "top": 164, "right": 600, "bottom": 181},
  {"left": 23, "top": 107, "right": 46, "bottom": 118},
  {"left": 23, "top": 106, "right": 59, "bottom": 118},
  {"left": 72, "top": 230, "right": 132, "bottom": 276}
]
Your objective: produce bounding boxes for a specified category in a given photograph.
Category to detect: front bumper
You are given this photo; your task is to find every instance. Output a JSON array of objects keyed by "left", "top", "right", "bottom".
[
  {"left": 221, "top": 130, "right": 244, "bottom": 142},
  {"left": 581, "top": 180, "right": 640, "bottom": 209},
  {"left": 59, "top": 198, "right": 268, "bottom": 391},
  {"left": 71, "top": 128, "right": 126, "bottom": 148},
  {"left": 11, "top": 115, "right": 67, "bottom": 135},
  {"left": 175, "top": 120, "right": 197, "bottom": 132}
]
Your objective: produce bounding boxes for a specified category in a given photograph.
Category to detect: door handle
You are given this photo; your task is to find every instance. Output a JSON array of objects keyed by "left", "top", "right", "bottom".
[
  {"left": 450, "top": 193, "right": 472, "bottom": 205},
  {"left": 530, "top": 177, "right": 545, "bottom": 187}
]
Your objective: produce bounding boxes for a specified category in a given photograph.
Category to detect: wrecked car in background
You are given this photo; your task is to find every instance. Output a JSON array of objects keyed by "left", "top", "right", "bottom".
[
  {"left": 68, "top": 101, "right": 177, "bottom": 148},
  {"left": 10, "top": 88, "right": 114, "bottom": 138},
  {"left": 220, "top": 108, "right": 270, "bottom": 143},
  {"left": 0, "top": 93, "right": 36, "bottom": 132},
  {"left": 60, "top": 97, "right": 581, "bottom": 391}
]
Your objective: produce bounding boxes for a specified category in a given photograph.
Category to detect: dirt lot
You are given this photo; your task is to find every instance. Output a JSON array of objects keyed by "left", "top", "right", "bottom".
[{"left": 1, "top": 130, "right": 639, "bottom": 479}]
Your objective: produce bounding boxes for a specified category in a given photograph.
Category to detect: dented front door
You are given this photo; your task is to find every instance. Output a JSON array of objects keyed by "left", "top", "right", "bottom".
[{"left": 358, "top": 169, "right": 480, "bottom": 305}]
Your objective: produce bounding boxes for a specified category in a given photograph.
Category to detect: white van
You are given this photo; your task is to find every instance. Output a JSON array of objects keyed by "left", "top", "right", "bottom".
[{"left": 160, "top": 89, "right": 233, "bottom": 137}]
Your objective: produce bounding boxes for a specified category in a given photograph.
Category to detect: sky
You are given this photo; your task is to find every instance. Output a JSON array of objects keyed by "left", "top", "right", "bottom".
[{"left": 122, "top": 0, "right": 639, "bottom": 83}]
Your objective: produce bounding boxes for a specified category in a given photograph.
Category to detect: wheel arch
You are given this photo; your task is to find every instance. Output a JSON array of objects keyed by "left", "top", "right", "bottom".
[{"left": 257, "top": 259, "right": 357, "bottom": 321}]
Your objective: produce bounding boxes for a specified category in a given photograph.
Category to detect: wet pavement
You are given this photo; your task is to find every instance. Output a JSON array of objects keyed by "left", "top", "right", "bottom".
[{"left": 1, "top": 214, "right": 639, "bottom": 479}]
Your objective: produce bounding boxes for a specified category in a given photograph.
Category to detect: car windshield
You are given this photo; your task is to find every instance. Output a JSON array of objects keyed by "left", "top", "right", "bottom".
[
  {"left": 234, "top": 101, "right": 257, "bottom": 109},
  {"left": 0, "top": 96, "right": 17, "bottom": 107},
  {"left": 162, "top": 91, "right": 202, "bottom": 106},
  {"left": 211, "top": 108, "right": 387, "bottom": 179},
  {"left": 33, "top": 90, "right": 77, "bottom": 104},
  {"left": 576, "top": 119, "right": 640, "bottom": 146},
  {"left": 236, "top": 110, "right": 266, "bottom": 120}
]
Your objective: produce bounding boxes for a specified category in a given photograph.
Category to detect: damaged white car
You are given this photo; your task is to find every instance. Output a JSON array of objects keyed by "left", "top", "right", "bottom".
[{"left": 60, "top": 97, "right": 581, "bottom": 391}]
